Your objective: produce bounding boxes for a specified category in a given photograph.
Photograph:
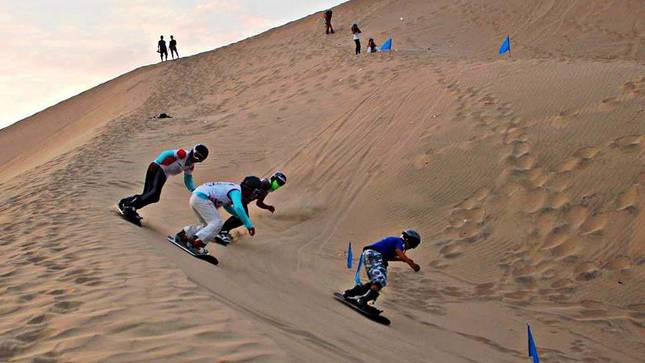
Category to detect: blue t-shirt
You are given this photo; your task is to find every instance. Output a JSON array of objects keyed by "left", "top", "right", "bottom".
[{"left": 366, "top": 236, "right": 405, "bottom": 261}]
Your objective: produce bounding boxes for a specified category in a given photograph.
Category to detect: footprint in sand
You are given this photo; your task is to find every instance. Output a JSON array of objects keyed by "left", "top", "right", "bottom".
[
  {"left": 575, "top": 262, "right": 601, "bottom": 281},
  {"left": 564, "top": 205, "right": 590, "bottom": 230},
  {"left": 579, "top": 212, "right": 608, "bottom": 235},
  {"left": 551, "top": 109, "right": 579, "bottom": 129},
  {"left": 605, "top": 256, "right": 632, "bottom": 271},
  {"left": 598, "top": 97, "right": 621, "bottom": 112},
  {"left": 615, "top": 184, "right": 639, "bottom": 211},
  {"left": 611, "top": 134, "right": 642, "bottom": 152},
  {"left": 439, "top": 243, "right": 463, "bottom": 259},
  {"left": 50, "top": 300, "right": 82, "bottom": 314}
]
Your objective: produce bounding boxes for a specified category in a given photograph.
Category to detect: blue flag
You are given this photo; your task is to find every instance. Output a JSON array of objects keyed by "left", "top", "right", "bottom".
[
  {"left": 354, "top": 254, "right": 363, "bottom": 285},
  {"left": 528, "top": 324, "right": 540, "bottom": 363},
  {"left": 499, "top": 36, "right": 510, "bottom": 55},
  {"left": 380, "top": 38, "right": 392, "bottom": 51},
  {"left": 347, "top": 242, "right": 353, "bottom": 269}
]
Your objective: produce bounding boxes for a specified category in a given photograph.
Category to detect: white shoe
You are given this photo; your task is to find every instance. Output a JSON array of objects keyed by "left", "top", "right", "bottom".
[{"left": 217, "top": 232, "right": 232, "bottom": 244}]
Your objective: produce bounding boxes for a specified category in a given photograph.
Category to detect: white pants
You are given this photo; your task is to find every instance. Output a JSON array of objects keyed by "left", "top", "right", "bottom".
[{"left": 183, "top": 194, "right": 223, "bottom": 244}]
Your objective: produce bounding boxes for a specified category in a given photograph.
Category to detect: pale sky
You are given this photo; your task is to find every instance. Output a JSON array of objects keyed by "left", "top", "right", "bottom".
[{"left": 0, "top": 0, "right": 345, "bottom": 129}]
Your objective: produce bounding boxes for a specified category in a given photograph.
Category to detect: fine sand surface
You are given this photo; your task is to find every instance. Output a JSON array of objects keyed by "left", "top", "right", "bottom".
[{"left": 1, "top": 0, "right": 643, "bottom": 362}]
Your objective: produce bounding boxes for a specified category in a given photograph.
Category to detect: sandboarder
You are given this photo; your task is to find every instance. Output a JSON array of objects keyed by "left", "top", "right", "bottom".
[
  {"left": 173, "top": 176, "right": 265, "bottom": 255},
  {"left": 117, "top": 144, "right": 209, "bottom": 223},
  {"left": 216, "top": 171, "right": 287, "bottom": 244},
  {"left": 343, "top": 229, "right": 421, "bottom": 306}
]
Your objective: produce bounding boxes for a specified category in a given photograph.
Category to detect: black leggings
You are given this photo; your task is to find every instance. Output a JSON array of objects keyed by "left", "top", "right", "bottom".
[
  {"left": 354, "top": 39, "right": 361, "bottom": 55},
  {"left": 123, "top": 163, "right": 167, "bottom": 210},
  {"left": 220, "top": 203, "right": 249, "bottom": 233}
]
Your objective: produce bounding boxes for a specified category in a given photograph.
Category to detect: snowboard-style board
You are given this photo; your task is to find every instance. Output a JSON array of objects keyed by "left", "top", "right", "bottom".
[
  {"left": 333, "top": 292, "right": 391, "bottom": 325},
  {"left": 166, "top": 236, "right": 219, "bottom": 265},
  {"left": 114, "top": 205, "right": 142, "bottom": 227}
]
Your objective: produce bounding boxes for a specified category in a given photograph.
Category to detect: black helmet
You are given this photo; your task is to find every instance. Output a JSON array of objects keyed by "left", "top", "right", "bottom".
[
  {"left": 401, "top": 229, "right": 421, "bottom": 249},
  {"left": 192, "top": 144, "right": 209, "bottom": 162},
  {"left": 241, "top": 176, "right": 263, "bottom": 196},
  {"left": 271, "top": 171, "right": 287, "bottom": 185},
  {"left": 269, "top": 171, "right": 287, "bottom": 191}
]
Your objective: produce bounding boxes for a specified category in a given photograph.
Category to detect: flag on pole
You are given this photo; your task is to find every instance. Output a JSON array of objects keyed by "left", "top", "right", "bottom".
[
  {"left": 347, "top": 242, "right": 353, "bottom": 269},
  {"left": 499, "top": 36, "right": 511, "bottom": 55},
  {"left": 354, "top": 254, "right": 363, "bottom": 285},
  {"left": 527, "top": 324, "right": 540, "bottom": 363}
]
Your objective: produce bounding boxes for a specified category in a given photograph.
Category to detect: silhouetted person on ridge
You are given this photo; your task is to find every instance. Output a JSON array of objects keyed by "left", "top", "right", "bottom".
[
  {"left": 169, "top": 35, "right": 179, "bottom": 60},
  {"left": 158, "top": 35, "right": 168, "bottom": 62},
  {"left": 324, "top": 9, "right": 334, "bottom": 34}
]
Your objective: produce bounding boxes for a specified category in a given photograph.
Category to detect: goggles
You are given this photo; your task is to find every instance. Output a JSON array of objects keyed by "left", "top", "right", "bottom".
[{"left": 270, "top": 179, "right": 284, "bottom": 191}]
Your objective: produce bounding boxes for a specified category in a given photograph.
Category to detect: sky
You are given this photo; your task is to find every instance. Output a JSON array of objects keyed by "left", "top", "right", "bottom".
[{"left": 0, "top": 0, "right": 345, "bottom": 129}]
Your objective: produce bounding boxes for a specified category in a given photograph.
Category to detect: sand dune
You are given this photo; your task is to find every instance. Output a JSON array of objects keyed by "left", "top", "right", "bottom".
[{"left": 1, "top": 0, "right": 643, "bottom": 362}]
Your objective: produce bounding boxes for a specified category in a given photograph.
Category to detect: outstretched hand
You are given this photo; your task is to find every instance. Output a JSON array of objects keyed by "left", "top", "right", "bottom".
[
  {"left": 411, "top": 263, "right": 421, "bottom": 272},
  {"left": 248, "top": 227, "right": 256, "bottom": 236},
  {"left": 267, "top": 205, "right": 276, "bottom": 213}
]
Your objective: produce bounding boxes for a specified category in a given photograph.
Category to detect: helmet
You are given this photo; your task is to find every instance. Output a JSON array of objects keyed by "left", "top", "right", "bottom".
[
  {"left": 241, "top": 176, "right": 264, "bottom": 197},
  {"left": 270, "top": 171, "right": 287, "bottom": 191},
  {"left": 192, "top": 144, "right": 209, "bottom": 162},
  {"left": 260, "top": 178, "right": 272, "bottom": 191},
  {"left": 401, "top": 229, "right": 421, "bottom": 249}
]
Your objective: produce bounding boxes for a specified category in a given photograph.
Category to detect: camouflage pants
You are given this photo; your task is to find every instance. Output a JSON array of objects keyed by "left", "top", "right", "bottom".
[{"left": 363, "top": 249, "right": 387, "bottom": 288}]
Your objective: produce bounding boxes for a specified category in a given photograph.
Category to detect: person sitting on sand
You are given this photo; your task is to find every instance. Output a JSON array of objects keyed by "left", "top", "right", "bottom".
[
  {"left": 343, "top": 229, "right": 421, "bottom": 306},
  {"left": 366, "top": 38, "right": 379, "bottom": 53},
  {"left": 351, "top": 24, "right": 362, "bottom": 55},
  {"left": 174, "top": 177, "right": 264, "bottom": 255},
  {"left": 118, "top": 144, "right": 209, "bottom": 220},
  {"left": 216, "top": 171, "right": 287, "bottom": 244}
]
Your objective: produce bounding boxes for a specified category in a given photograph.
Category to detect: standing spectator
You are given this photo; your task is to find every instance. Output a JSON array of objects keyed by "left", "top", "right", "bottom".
[
  {"left": 158, "top": 35, "right": 168, "bottom": 62},
  {"left": 324, "top": 9, "right": 334, "bottom": 34},
  {"left": 367, "top": 38, "right": 379, "bottom": 53},
  {"left": 351, "top": 24, "right": 362, "bottom": 55},
  {"left": 169, "top": 35, "right": 179, "bottom": 60}
]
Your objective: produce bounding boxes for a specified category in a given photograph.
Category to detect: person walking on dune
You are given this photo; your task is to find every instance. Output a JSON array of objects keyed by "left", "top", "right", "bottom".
[
  {"left": 216, "top": 171, "right": 287, "bottom": 244},
  {"left": 343, "top": 229, "right": 422, "bottom": 306},
  {"left": 324, "top": 9, "right": 334, "bottom": 34},
  {"left": 117, "top": 144, "right": 209, "bottom": 221},
  {"left": 174, "top": 176, "right": 264, "bottom": 255},
  {"left": 169, "top": 35, "right": 179, "bottom": 60},
  {"left": 351, "top": 24, "right": 362, "bottom": 55},
  {"left": 158, "top": 35, "right": 168, "bottom": 62}
]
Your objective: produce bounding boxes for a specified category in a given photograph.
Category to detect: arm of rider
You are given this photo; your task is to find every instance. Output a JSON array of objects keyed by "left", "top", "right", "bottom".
[
  {"left": 395, "top": 249, "right": 420, "bottom": 272},
  {"left": 255, "top": 196, "right": 275, "bottom": 213},
  {"left": 183, "top": 173, "right": 196, "bottom": 192},
  {"left": 229, "top": 189, "right": 256, "bottom": 236}
]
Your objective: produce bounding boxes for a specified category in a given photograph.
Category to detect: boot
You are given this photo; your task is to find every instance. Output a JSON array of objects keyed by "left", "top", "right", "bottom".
[
  {"left": 187, "top": 238, "right": 209, "bottom": 255},
  {"left": 356, "top": 289, "right": 380, "bottom": 306},
  {"left": 343, "top": 283, "right": 371, "bottom": 299},
  {"left": 215, "top": 231, "right": 232, "bottom": 244}
]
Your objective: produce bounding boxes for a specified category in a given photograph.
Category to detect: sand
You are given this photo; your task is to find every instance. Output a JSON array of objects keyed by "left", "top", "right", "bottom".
[{"left": 0, "top": 0, "right": 643, "bottom": 362}]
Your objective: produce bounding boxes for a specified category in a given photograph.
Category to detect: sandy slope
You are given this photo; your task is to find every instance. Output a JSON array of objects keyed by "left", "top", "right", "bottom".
[{"left": 1, "top": 0, "right": 643, "bottom": 362}]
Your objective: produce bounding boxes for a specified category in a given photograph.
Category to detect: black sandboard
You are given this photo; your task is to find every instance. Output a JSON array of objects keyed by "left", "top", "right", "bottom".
[
  {"left": 166, "top": 236, "right": 219, "bottom": 265},
  {"left": 333, "top": 292, "right": 391, "bottom": 325}
]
